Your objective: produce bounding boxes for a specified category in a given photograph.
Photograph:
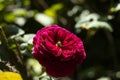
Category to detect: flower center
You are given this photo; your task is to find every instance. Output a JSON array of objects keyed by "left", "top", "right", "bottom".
[{"left": 56, "top": 41, "right": 62, "bottom": 47}]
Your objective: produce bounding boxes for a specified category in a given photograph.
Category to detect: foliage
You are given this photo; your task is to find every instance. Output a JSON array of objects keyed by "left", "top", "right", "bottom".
[{"left": 0, "top": 0, "right": 120, "bottom": 80}]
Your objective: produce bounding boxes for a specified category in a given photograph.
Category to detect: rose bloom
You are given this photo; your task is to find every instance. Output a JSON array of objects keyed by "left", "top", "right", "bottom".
[{"left": 32, "top": 25, "right": 86, "bottom": 77}]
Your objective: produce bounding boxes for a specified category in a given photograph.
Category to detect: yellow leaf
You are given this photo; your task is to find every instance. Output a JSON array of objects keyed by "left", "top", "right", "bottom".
[
  {"left": 51, "top": 3, "right": 63, "bottom": 11},
  {"left": 44, "top": 3, "right": 63, "bottom": 19},
  {"left": 0, "top": 72, "right": 23, "bottom": 80}
]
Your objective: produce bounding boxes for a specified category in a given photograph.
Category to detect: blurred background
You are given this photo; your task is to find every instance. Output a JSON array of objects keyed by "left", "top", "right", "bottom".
[{"left": 0, "top": 0, "right": 120, "bottom": 80}]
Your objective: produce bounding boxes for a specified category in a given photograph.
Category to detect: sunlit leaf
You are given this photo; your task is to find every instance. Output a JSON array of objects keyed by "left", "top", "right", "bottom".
[
  {"left": 13, "top": 8, "right": 27, "bottom": 17},
  {"left": 34, "top": 13, "right": 54, "bottom": 26},
  {"left": 76, "top": 11, "right": 100, "bottom": 22},
  {"left": 23, "top": 34, "right": 35, "bottom": 44},
  {"left": 0, "top": 40, "right": 1, "bottom": 45},
  {"left": 110, "top": 3, "right": 120, "bottom": 12},
  {"left": 115, "top": 3, "right": 120, "bottom": 11},
  {"left": 116, "top": 71, "right": 120, "bottom": 79},
  {"left": 14, "top": 17, "right": 26, "bottom": 26},
  {"left": 88, "top": 21, "right": 112, "bottom": 31},
  {"left": 67, "top": 6, "right": 82, "bottom": 16},
  {"left": 27, "top": 10, "right": 35, "bottom": 18},
  {"left": 75, "top": 11, "right": 113, "bottom": 32},
  {"left": 26, "top": 58, "right": 43, "bottom": 75},
  {"left": 97, "top": 77, "right": 111, "bottom": 80}
]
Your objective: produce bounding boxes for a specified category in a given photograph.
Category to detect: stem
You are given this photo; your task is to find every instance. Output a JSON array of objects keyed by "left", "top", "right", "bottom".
[
  {"left": 104, "top": 30, "right": 118, "bottom": 69},
  {"left": 85, "top": 30, "right": 96, "bottom": 43},
  {"left": 0, "top": 27, "right": 8, "bottom": 46},
  {"left": 13, "top": 38, "right": 23, "bottom": 65}
]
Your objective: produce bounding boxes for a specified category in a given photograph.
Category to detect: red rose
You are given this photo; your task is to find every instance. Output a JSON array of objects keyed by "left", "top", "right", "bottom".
[{"left": 32, "top": 25, "right": 86, "bottom": 77}]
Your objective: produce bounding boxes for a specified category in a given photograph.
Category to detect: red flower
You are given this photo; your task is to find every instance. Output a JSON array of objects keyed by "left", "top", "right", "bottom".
[{"left": 32, "top": 25, "right": 86, "bottom": 77}]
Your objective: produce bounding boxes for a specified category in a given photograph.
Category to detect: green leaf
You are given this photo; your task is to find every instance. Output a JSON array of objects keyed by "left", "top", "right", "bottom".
[
  {"left": 0, "top": 3, "right": 4, "bottom": 11},
  {"left": 4, "top": 13, "right": 16, "bottom": 22},
  {"left": 3, "top": 25, "right": 25, "bottom": 37}
]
